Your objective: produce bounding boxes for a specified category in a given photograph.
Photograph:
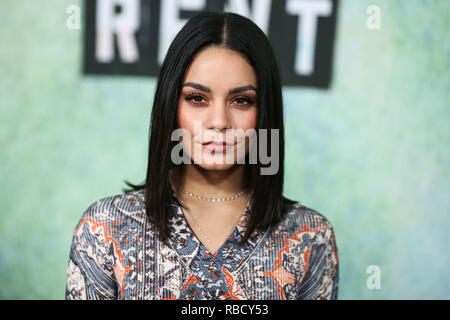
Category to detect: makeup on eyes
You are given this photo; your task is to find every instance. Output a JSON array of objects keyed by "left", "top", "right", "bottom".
[{"left": 183, "top": 91, "right": 256, "bottom": 107}]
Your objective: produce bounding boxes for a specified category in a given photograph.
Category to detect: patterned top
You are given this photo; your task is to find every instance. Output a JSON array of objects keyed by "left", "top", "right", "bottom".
[{"left": 65, "top": 189, "right": 339, "bottom": 300}]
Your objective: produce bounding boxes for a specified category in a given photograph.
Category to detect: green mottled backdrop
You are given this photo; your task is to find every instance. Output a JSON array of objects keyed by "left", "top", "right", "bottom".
[{"left": 0, "top": 0, "right": 449, "bottom": 299}]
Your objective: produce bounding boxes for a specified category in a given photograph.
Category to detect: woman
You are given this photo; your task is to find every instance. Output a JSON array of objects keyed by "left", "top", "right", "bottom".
[{"left": 66, "top": 11, "right": 339, "bottom": 300}]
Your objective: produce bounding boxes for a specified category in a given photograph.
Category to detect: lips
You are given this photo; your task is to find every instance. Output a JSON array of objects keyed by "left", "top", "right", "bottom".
[
  {"left": 203, "top": 142, "right": 229, "bottom": 152},
  {"left": 202, "top": 141, "right": 232, "bottom": 146}
]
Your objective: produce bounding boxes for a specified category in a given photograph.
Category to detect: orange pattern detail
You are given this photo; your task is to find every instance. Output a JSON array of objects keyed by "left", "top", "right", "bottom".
[
  {"left": 263, "top": 224, "right": 330, "bottom": 299},
  {"left": 75, "top": 217, "right": 132, "bottom": 299}
]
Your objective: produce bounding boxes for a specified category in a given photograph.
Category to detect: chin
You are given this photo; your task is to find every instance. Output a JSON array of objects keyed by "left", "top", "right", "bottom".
[
  {"left": 195, "top": 162, "right": 237, "bottom": 171},
  {"left": 188, "top": 151, "right": 247, "bottom": 172}
]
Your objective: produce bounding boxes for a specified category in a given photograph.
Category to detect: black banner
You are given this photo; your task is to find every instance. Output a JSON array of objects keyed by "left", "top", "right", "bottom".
[
  {"left": 0, "top": 299, "right": 443, "bottom": 318},
  {"left": 84, "top": 0, "right": 338, "bottom": 88}
]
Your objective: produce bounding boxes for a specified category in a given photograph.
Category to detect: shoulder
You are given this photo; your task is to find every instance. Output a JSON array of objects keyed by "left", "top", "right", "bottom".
[
  {"left": 271, "top": 197, "right": 337, "bottom": 242},
  {"left": 283, "top": 198, "right": 334, "bottom": 229},
  {"left": 72, "top": 189, "right": 147, "bottom": 237},
  {"left": 79, "top": 189, "right": 146, "bottom": 222}
]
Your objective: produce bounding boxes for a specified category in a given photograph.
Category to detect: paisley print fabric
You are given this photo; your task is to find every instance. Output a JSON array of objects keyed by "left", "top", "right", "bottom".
[{"left": 65, "top": 189, "right": 339, "bottom": 300}]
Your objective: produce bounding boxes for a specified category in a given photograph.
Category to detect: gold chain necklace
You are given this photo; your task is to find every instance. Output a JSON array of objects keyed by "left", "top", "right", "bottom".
[{"left": 178, "top": 188, "right": 246, "bottom": 202}]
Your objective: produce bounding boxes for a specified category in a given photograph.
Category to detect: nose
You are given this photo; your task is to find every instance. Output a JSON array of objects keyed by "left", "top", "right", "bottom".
[{"left": 205, "top": 100, "right": 231, "bottom": 132}]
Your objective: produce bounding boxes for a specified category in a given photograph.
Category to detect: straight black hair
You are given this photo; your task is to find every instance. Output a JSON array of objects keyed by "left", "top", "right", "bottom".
[{"left": 124, "top": 11, "right": 296, "bottom": 244}]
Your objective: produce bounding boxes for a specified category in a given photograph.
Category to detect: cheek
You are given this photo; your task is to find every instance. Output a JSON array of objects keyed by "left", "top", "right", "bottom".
[
  {"left": 238, "top": 107, "right": 258, "bottom": 130},
  {"left": 177, "top": 102, "right": 194, "bottom": 133}
]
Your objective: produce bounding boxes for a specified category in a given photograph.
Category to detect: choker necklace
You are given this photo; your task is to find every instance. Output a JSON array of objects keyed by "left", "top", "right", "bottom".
[{"left": 178, "top": 188, "right": 246, "bottom": 202}]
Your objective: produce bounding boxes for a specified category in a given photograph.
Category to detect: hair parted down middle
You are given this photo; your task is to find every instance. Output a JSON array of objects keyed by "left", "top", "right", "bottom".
[{"left": 123, "top": 11, "right": 296, "bottom": 245}]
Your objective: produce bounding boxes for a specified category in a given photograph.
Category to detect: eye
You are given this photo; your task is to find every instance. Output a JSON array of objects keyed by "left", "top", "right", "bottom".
[
  {"left": 185, "top": 94, "right": 207, "bottom": 105},
  {"left": 233, "top": 96, "right": 255, "bottom": 107}
]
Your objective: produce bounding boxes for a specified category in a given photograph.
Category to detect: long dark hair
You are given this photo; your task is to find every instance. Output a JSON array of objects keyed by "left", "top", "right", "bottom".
[{"left": 124, "top": 11, "right": 296, "bottom": 244}]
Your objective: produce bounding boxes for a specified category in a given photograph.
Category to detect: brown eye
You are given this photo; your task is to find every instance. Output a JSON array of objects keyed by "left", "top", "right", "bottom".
[
  {"left": 186, "top": 94, "right": 207, "bottom": 105},
  {"left": 233, "top": 96, "right": 254, "bottom": 106}
]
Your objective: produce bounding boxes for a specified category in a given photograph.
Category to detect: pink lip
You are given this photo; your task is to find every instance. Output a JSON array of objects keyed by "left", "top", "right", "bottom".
[
  {"left": 203, "top": 143, "right": 229, "bottom": 152},
  {"left": 199, "top": 140, "right": 235, "bottom": 152},
  {"left": 201, "top": 141, "right": 233, "bottom": 146}
]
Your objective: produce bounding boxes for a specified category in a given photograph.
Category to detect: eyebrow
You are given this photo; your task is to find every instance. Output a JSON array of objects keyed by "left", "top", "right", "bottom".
[{"left": 182, "top": 82, "right": 257, "bottom": 94}]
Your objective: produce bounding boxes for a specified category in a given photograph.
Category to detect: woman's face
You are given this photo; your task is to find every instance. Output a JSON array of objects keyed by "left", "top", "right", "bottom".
[{"left": 177, "top": 46, "right": 258, "bottom": 171}]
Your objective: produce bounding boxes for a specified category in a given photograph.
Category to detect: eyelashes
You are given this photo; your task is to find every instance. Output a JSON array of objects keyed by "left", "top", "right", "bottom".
[
  {"left": 185, "top": 94, "right": 207, "bottom": 104},
  {"left": 184, "top": 93, "right": 255, "bottom": 107}
]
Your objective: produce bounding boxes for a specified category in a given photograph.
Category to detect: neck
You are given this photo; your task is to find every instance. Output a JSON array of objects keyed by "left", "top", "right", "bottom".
[{"left": 171, "top": 164, "right": 247, "bottom": 197}]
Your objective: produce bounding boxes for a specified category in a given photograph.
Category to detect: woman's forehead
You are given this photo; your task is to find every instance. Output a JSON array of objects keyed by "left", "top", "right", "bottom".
[{"left": 183, "top": 47, "right": 257, "bottom": 87}]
